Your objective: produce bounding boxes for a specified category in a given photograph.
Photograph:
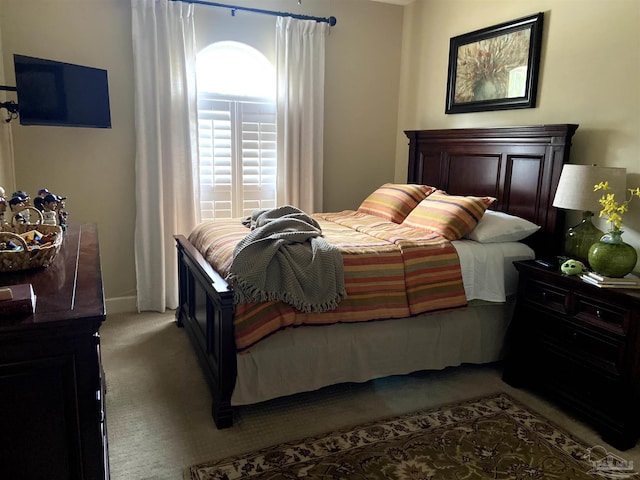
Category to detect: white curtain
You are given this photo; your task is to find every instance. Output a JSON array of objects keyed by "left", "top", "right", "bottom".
[
  {"left": 0, "top": 24, "right": 16, "bottom": 195},
  {"left": 131, "top": 0, "right": 199, "bottom": 311},
  {"left": 276, "top": 17, "right": 329, "bottom": 214}
]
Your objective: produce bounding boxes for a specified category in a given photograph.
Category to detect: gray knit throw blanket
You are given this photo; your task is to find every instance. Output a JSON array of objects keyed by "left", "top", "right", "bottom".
[{"left": 227, "top": 206, "right": 346, "bottom": 313}]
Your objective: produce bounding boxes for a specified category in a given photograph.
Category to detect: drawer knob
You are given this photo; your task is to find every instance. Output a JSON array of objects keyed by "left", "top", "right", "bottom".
[{"left": 541, "top": 292, "right": 547, "bottom": 299}]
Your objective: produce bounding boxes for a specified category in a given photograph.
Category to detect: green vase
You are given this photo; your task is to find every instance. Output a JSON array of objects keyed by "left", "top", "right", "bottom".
[
  {"left": 564, "top": 211, "right": 603, "bottom": 264},
  {"left": 588, "top": 230, "right": 637, "bottom": 278}
]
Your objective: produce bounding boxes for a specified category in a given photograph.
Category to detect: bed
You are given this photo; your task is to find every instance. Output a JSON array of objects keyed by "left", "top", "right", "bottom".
[{"left": 175, "top": 124, "right": 579, "bottom": 428}]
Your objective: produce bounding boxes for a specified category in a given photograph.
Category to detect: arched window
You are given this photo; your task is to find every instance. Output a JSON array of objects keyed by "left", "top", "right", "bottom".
[{"left": 196, "top": 41, "right": 277, "bottom": 219}]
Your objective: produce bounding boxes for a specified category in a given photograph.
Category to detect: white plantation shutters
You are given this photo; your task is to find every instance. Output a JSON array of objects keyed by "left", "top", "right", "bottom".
[
  {"left": 196, "top": 41, "right": 277, "bottom": 220},
  {"left": 197, "top": 95, "right": 277, "bottom": 219}
]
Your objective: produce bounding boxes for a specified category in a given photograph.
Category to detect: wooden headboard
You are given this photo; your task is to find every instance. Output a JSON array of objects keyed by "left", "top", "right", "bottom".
[{"left": 405, "top": 124, "right": 579, "bottom": 259}]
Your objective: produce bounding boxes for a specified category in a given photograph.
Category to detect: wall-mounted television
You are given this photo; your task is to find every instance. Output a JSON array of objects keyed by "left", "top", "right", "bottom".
[{"left": 13, "top": 54, "right": 111, "bottom": 128}]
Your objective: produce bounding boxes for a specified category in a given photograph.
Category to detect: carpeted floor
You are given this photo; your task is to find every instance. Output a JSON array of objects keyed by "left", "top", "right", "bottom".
[{"left": 101, "top": 311, "right": 640, "bottom": 480}]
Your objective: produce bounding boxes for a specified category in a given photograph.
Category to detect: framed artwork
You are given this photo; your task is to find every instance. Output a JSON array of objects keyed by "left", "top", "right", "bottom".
[{"left": 445, "top": 13, "right": 544, "bottom": 114}]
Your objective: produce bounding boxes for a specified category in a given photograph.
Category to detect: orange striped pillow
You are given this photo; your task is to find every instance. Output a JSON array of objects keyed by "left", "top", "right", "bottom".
[
  {"left": 357, "top": 184, "right": 436, "bottom": 223},
  {"left": 402, "top": 192, "right": 496, "bottom": 240}
]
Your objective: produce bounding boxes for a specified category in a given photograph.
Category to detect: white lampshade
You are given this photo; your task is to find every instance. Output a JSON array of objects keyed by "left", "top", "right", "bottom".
[{"left": 553, "top": 165, "right": 627, "bottom": 213}]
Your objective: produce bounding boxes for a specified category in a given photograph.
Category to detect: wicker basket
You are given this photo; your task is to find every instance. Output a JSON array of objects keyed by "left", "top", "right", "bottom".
[{"left": 0, "top": 207, "right": 64, "bottom": 272}]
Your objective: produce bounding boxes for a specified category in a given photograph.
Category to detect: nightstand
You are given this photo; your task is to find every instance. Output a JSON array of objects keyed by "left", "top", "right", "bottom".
[{"left": 503, "top": 260, "right": 640, "bottom": 450}]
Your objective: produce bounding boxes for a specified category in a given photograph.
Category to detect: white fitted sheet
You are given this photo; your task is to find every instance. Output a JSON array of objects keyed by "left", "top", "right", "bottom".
[{"left": 452, "top": 240, "right": 534, "bottom": 302}]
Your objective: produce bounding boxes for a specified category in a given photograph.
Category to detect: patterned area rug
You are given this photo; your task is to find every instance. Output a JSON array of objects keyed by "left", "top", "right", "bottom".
[{"left": 185, "top": 393, "right": 639, "bottom": 479}]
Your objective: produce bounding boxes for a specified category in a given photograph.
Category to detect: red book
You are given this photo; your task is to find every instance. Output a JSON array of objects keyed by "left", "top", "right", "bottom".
[{"left": 0, "top": 284, "right": 36, "bottom": 317}]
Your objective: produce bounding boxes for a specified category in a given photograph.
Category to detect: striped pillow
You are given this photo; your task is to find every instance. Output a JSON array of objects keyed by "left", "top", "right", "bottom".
[
  {"left": 402, "top": 192, "right": 496, "bottom": 240},
  {"left": 357, "top": 184, "right": 436, "bottom": 223}
]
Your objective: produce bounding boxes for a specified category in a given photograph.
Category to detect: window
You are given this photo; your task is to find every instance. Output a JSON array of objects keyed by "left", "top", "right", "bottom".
[{"left": 196, "top": 41, "right": 277, "bottom": 219}]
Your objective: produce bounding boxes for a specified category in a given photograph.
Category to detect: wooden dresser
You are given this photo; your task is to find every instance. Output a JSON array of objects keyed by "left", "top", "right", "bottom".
[
  {"left": 0, "top": 224, "right": 109, "bottom": 479},
  {"left": 503, "top": 260, "right": 640, "bottom": 450}
]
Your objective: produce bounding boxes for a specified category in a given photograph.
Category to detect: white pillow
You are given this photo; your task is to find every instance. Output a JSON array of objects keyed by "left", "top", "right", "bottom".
[{"left": 465, "top": 210, "right": 540, "bottom": 243}]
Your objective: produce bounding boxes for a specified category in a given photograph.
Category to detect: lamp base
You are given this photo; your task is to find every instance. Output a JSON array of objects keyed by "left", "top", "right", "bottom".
[{"left": 565, "top": 211, "right": 603, "bottom": 264}]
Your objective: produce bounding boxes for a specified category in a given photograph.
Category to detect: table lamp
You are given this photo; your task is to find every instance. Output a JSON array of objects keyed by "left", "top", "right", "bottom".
[{"left": 552, "top": 164, "right": 626, "bottom": 263}]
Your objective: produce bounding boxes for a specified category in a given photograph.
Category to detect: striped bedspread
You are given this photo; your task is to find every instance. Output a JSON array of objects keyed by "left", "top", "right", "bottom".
[{"left": 189, "top": 210, "right": 467, "bottom": 352}]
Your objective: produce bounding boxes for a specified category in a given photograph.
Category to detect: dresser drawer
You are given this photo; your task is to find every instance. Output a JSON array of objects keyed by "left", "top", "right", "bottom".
[
  {"left": 574, "top": 294, "right": 629, "bottom": 337},
  {"left": 524, "top": 279, "right": 568, "bottom": 314},
  {"left": 535, "top": 314, "right": 625, "bottom": 376},
  {"left": 535, "top": 347, "right": 628, "bottom": 415}
]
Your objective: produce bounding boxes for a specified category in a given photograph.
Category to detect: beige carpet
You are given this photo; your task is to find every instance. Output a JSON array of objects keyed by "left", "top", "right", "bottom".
[{"left": 101, "top": 311, "right": 640, "bottom": 480}]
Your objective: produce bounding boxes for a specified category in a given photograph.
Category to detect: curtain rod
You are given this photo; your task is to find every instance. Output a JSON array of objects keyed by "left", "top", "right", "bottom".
[{"left": 171, "top": 0, "right": 337, "bottom": 26}]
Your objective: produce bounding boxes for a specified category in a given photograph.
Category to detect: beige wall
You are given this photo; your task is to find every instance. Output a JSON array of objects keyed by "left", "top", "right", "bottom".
[
  {"left": 0, "top": 0, "right": 404, "bottom": 310},
  {"left": 1, "top": 0, "right": 137, "bottom": 311},
  {"left": 324, "top": 1, "right": 404, "bottom": 212},
  {"left": 396, "top": 0, "right": 640, "bottom": 268}
]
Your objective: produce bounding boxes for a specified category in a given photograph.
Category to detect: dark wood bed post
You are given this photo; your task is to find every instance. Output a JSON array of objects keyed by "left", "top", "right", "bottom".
[{"left": 175, "top": 235, "right": 237, "bottom": 428}]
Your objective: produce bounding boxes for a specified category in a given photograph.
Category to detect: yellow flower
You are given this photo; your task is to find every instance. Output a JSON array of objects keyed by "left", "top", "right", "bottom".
[{"left": 594, "top": 181, "right": 640, "bottom": 231}]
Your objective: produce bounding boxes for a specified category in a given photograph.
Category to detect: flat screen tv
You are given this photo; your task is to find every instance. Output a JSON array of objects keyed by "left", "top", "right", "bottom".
[{"left": 13, "top": 54, "right": 111, "bottom": 128}]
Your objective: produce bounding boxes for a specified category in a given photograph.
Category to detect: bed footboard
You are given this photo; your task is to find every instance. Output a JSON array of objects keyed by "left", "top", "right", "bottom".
[{"left": 174, "top": 235, "right": 237, "bottom": 428}]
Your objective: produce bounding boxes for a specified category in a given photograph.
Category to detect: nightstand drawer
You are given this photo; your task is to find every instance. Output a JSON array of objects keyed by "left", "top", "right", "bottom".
[
  {"left": 537, "top": 348, "right": 625, "bottom": 413},
  {"left": 525, "top": 280, "right": 568, "bottom": 314},
  {"left": 537, "top": 315, "right": 625, "bottom": 376},
  {"left": 574, "top": 295, "right": 629, "bottom": 337}
]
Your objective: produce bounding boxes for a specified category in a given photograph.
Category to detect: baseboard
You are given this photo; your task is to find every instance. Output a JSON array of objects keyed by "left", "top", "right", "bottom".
[{"left": 105, "top": 296, "right": 138, "bottom": 314}]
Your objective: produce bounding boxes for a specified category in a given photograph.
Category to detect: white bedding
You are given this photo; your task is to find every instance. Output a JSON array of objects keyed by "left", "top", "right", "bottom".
[
  {"left": 452, "top": 240, "right": 534, "bottom": 302},
  {"left": 231, "top": 241, "right": 533, "bottom": 406}
]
